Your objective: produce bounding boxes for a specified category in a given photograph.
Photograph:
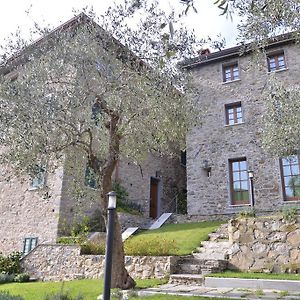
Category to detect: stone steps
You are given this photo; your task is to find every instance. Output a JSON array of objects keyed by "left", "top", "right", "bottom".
[
  {"left": 173, "top": 256, "right": 228, "bottom": 275},
  {"left": 169, "top": 274, "right": 204, "bottom": 285},
  {"left": 194, "top": 241, "right": 231, "bottom": 260}
]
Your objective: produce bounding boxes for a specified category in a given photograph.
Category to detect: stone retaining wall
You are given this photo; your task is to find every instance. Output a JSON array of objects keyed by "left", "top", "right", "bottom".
[
  {"left": 21, "top": 244, "right": 177, "bottom": 281},
  {"left": 228, "top": 217, "right": 300, "bottom": 273}
]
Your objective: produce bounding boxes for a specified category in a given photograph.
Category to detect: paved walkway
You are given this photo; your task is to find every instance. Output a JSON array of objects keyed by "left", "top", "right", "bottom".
[{"left": 137, "top": 283, "right": 300, "bottom": 299}]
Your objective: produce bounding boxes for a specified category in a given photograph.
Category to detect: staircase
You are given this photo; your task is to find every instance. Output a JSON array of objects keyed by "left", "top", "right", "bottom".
[{"left": 169, "top": 223, "right": 230, "bottom": 285}]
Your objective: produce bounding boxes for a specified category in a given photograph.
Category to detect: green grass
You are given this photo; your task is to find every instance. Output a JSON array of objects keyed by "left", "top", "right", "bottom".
[
  {"left": 0, "top": 278, "right": 166, "bottom": 300},
  {"left": 209, "top": 271, "right": 300, "bottom": 281},
  {"left": 124, "top": 221, "right": 223, "bottom": 256},
  {"left": 129, "top": 296, "right": 232, "bottom": 300}
]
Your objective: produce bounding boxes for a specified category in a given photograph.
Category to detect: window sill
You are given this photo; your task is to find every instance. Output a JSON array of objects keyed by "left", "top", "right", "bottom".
[
  {"left": 224, "top": 122, "right": 245, "bottom": 127},
  {"left": 28, "top": 186, "right": 44, "bottom": 191},
  {"left": 222, "top": 79, "right": 241, "bottom": 85},
  {"left": 267, "top": 67, "right": 288, "bottom": 74},
  {"left": 282, "top": 199, "right": 300, "bottom": 203},
  {"left": 229, "top": 204, "right": 251, "bottom": 208}
]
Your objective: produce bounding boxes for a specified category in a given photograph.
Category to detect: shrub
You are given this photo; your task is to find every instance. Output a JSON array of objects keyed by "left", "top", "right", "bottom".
[
  {"left": 80, "top": 242, "right": 105, "bottom": 255},
  {"left": 0, "top": 292, "right": 24, "bottom": 300},
  {"left": 0, "top": 273, "right": 15, "bottom": 283},
  {"left": 14, "top": 273, "right": 30, "bottom": 283},
  {"left": 238, "top": 208, "right": 256, "bottom": 218},
  {"left": 0, "top": 252, "right": 21, "bottom": 275},
  {"left": 281, "top": 206, "right": 298, "bottom": 222},
  {"left": 44, "top": 292, "right": 83, "bottom": 300},
  {"left": 124, "top": 237, "right": 178, "bottom": 256}
]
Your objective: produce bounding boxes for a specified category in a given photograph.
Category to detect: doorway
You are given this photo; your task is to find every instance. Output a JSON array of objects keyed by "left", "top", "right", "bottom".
[{"left": 150, "top": 177, "right": 160, "bottom": 219}]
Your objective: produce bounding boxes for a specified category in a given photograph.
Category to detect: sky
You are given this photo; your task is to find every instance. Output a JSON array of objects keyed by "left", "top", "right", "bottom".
[{"left": 0, "top": 0, "right": 240, "bottom": 50}]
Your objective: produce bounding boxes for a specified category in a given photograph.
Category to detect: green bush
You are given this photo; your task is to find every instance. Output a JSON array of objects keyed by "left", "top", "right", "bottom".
[
  {"left": 281, "top": 206, "right": 298, "bottom": 222},
  {"left": 0, "top": 291, "right": 24, "bottom": 299},
  {"left": 44, "top": 292, "right": 83, "bottom": 300},
  {"left": 124, "top": 237, "right": 178, "bottom": 256},
  {"left": 0, "top": 273, "right": 15, "bottom": 284},
  {"left": 0, "top": 252, "right": 21, "bottom": 275},
  {"left": 80, "top": 242, "right": 105, "bottom": 255},
  {"left": 238, "top": 208, "right": 256, "bottom": 218},
  {"left": 14, "top": 273, "right": 30, "bottom": 283}
]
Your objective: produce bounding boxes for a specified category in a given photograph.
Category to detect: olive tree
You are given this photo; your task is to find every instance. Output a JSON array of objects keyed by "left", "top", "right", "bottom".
[{"left": 0, "top": 3, "right": 200, "bottom": 289}]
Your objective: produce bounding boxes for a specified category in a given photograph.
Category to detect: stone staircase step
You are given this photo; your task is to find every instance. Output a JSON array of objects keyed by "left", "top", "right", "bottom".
[{"left": 169, "top": 274, "right": 204, "bottom": 285}]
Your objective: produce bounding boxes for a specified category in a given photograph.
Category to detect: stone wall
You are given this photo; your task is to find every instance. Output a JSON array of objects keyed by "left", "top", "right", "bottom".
[
  {"left": 0, "top": 165, "right": 63, "bottom": 255},
  {"left": 21, "top": 244, "right": 177, "bottom": 281},
  {"left": 186, "top": 42, "right": 300, "bottom": 216},
  {"left": 228, "top": 217, "right": 300, "bottom": 273}
]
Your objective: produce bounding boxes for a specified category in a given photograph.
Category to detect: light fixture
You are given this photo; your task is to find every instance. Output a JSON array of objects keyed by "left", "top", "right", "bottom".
[
  {"left": 202, "top": 160, "right": 212, "bottom": 177},
  {"left": 107, "top": 191, "right": 117, "bottom": 209},
  {"left": 248, "top": 170, "right": 254, "bottom": 179}
]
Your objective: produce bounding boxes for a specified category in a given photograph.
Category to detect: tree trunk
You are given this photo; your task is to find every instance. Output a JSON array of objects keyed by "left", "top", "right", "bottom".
[
  {"left": 100, "top": 167, "right": 136, "bottom": 290},
  {"left": 90, "top": 112, "right": 135, "bottom": 289}
]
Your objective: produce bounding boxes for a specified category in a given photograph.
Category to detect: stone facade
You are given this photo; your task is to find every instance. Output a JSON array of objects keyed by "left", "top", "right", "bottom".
[
  {"left": 21, "top": 244, "right": 176, "bottom": 281},
  {"left": 228, "top": 217, "right": 300, "bottom": 273},
  {"left": 185, "top": 39, "right": 300, "bottom": 216}
]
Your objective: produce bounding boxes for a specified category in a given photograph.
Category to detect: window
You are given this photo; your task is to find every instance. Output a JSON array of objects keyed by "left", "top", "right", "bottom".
[
  {"left": 267, "top": 51, "right": 286, "bottom": 72},
  {"left": 85, "top": 165, "right": 99, "bottom": 189},
  {"left": 30, "top": 165, "right": 46, "bottom": 189},
  {"left": 225, "top": 102, "right": 243, "bottom": 125},
  {"left": 280, "top": 155, "right": 300, "bottom": 201},
  {"left": 23, "top": 237, "right": 38, "bottom": 255},
  {"left": 180, "top": 150, "right": 186, "bottom": 166},
  {"left": 91, "top": 102, "right": 102, "bottom": 126},
  {"left": 223, "top": 63, "right": 239, "bottom": 82},
  {"left": 229, "top": 158, "right": 250, "bottom": 205}
]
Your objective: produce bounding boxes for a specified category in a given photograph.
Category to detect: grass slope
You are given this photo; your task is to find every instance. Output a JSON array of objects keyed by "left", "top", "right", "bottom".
[{"left": 125, "top": 221, "right": 223, "bottom": 256}]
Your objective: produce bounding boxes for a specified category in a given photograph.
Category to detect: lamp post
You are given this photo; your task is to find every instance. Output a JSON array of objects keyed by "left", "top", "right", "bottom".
[
  {"left": 248, "top": 170, "right": 254, "bottom": 207},
  {"left": 103, "top": 191, "right": 117, "bottom": 300}
]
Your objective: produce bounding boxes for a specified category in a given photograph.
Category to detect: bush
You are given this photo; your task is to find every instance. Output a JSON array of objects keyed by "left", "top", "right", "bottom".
[
  {"left": 0, "top": 291, "right": 24, "bottom": 300},
  {"left": 124, "top": 237, "right": 178, "bottom": 256},
  {"left": 238, "top": 208, "right": 256, "bottom": 218},
  {"left": 0, "top": 273, "right": 15, "bottom": 284},
  {"left": 14, "top": 273, "right": 30, "bottom": 283},
  {"left": 80, "top": 242, "right": 105, "bottom": 255},
  {"left": 44, "top": 292, "right": 83, "bottom": 300},
  {"left": 57, "top": 237, "right": 81, "bottom": 245},
  {"left": 281, "top": 206, "right": 298, "bottom": 222},
  {"left": 0, "top": 252, "right": 21, "bottom": 275}
]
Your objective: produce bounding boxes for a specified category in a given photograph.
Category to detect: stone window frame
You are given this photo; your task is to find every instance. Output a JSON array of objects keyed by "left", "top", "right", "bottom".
[
  {"left": 23, "top": 237, "right": 38, "bottom": 255},
  {"left": 279, "top": 155, "right": 300, "bottom": 201},
  {"left": 222, "top": 61, "right": 240, "bottom": 83},
  {"left": 266, "top": 50, "right": 287, "bottom": 72},
  {"left": 229, "top": 157, "right": 250, "bottom": 206},
  {"left": 225, "top": 101, "right": 243, "bottom": 126}
]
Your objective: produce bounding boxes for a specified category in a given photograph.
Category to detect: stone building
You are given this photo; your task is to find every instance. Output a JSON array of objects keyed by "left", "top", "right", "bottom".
[
  {"left": 0, "top": 14, "right": 185, "bottom": 255},
  {"left": 182, "top": 33, "right": 300, "bottom": 217}
]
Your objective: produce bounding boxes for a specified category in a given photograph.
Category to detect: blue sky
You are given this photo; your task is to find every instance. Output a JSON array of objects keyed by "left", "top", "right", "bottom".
[{"left": 0, "top": 0, "right": 239, "bottom": 49}]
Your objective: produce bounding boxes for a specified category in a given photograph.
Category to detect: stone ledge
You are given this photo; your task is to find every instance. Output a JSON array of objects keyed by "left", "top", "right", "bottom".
[{"left": 205, "top": 277, "right": 300, "bottom": 292}]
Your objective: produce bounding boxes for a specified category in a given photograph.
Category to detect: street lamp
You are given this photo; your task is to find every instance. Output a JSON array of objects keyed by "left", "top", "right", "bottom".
[
  {"left": 248, "top": 170, "right": 254, "bottom": 207},
  {"left": 103, "top": 191, "right": 117, "bottom": 300}
]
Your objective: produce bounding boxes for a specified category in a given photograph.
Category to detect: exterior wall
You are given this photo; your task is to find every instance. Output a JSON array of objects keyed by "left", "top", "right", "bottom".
[
  {"left": 187, "top": 43, "right": 300, "bottom": 216},
  {"left": 118, "top": 153, "right": 186, "bottom": 217},
  {"left": 21, "top": 244, "right": 177, "bottom": 281},
  {"left": 229, "top": 217, "right": 300, "bottom": 273},
  {"left": 0, "top": 165, "right": 63, "bottom": 255}
]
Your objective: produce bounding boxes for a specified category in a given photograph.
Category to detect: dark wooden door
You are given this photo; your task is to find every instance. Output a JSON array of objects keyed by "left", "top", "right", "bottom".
[{"left": 150, "top": 177, "right": 159, "bottom": 219}]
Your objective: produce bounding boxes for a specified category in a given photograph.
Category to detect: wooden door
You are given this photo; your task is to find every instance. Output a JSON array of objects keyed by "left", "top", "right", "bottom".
[{"left": 150, "top": 177, "right": 159, "bottom": 219}]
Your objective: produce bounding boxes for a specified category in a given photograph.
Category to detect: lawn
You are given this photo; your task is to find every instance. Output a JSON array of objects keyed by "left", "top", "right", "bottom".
[
  {"left": 209, "top": 271, "right": 300, "bottom": 281},
  {"left": 0, "top": 278, "right": 167, "bottom": 300},
  {"left": 124, "top": 221, "right": 223, "bottom": 256}
]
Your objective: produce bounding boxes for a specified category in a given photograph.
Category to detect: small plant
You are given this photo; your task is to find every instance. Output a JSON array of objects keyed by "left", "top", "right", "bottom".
[
  {"left": 124, "top": 237, "right": 178, "bottom": 256},
  {"left": 238, "top": 208, "right": 256, "bottom": 218},
  {"left": 44, "top": 292, "right": 83, "bottom": 300},
  {"left": 255, "top": 289, "right": 264, "bottom": 296},
  {"left": 279, "top": 290, "right": 289, "bottom": 298},
  {"left": 14, "top": 273, "right": 30, "bottom": 283},
  {"left": 0, "top": 252, "right": 22, "bottom": 275},
  {"left": 281, "top": 206, "right": 298, "bottom": 222},
  {"left": 0, "top": 292, "right": 24, "bottom": 300},
  {"left": 0, "top": 273, "right": 15, "bottom": 283},
  {"left": 80, "top": 241, "right": 106, "bottom": 255},
  {"left": 57, "top": 237, "right": 81, "bottom": 245}
]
